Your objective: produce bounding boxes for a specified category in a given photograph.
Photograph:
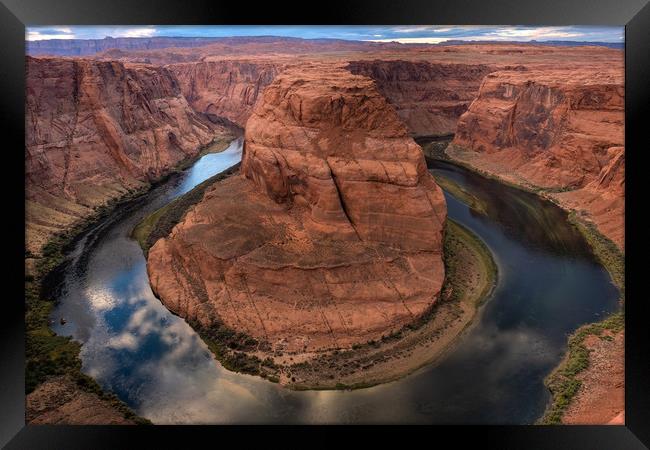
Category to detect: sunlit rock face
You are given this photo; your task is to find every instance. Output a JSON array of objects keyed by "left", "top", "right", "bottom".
[
  {"left": 450, "top": 67, "right": 624, "bottom": 248},
  {"left": 147, "top": 63, "right": 447, "bottom": 353},
  {"left": 26, "top": 56, "right": 229, "bottom": 254}
]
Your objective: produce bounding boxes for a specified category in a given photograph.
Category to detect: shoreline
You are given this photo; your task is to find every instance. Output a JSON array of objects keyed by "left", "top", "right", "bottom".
[
  {"left": 24, "top": 133, "right": 237, "bottom": 425},
  {"left": 420, "top": 138, "right": 625, "bottom": 425}
]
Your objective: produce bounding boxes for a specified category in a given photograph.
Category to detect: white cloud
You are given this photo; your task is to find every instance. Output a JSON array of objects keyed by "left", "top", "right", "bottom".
[
  {"left": 54, "top": 27, "right": 73, "bottom": 33},
  {"left": 366, "top": 37, "right": 449, "bottom": 44},
  {"left": 118, "top": 27, "right": 158, "bottom": 38},
  {"left": 26, "top": 31, "right": 75, "bottom": 41},
  {"left": 485, "top": 27, "right": 583, "bottom": 40},
  {"left": 392, "top": 26, "right": 434, "bottom": 33}
]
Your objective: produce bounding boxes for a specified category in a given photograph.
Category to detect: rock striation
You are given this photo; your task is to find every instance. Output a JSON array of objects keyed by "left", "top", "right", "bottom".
[
  {"left": 346, "top": 60, "right": 493, "bottom": 137},
  {"left": 26, "top": 56, "right": 230, "bottom": 255},
  {"left": 147, "top": 64, "right": 447, "bottom": 353},
  {"left": 449, "top": 68, "right": 624, "bottom": 248},
  {"left": 168, "top": 60, "right": 286, "bottom": 127}
]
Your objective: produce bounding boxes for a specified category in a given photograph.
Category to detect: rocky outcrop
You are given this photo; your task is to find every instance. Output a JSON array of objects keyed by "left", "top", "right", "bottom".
[
  {"left": 147, "top": 64, "right": 447, "bottom": 353},
  {"left": 552, "top": 146, "right": 624, "bottom": 248},
  {"left": 449, "top": 68, "right": 624, "bottom": 247},
  {"left": 346, "top": 60, "right": 493, "bottom": 137},
  {"left": 26, "top": 375, "right": 138, "bottom": 425},
  {"left": 168, "top": 60, "right": 286, "bottom": 127},
  {"left": 26, "top": 56, "right": 230, "bottom": 254}
]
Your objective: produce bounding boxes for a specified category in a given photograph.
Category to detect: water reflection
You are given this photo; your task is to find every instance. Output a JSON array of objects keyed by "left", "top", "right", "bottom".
[
  {"left": 50, "top": 144, "right": 620, "bottom": 424},
  {"left": 430, "top": 160, "right": 594, "bottom": 258}
]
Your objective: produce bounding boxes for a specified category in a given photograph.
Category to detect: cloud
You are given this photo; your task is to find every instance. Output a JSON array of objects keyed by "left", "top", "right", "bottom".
[
  {"left": 118, "top": 27, "right": 157, "bottom": 38},
  {"left": 366, "top": 37, "right": 449, "bottom": 44},
  {"left": 25, "top": 25, "right": 622, "bottom": 44},
  {"left": 392, "top": 26, "right": 434, "bottom": 33},
  {"left": 26, "top": 30, "right": 75, "bottom": 41},
  {"left": 485, "top": 27, "right": 584, "bottom": 40}
]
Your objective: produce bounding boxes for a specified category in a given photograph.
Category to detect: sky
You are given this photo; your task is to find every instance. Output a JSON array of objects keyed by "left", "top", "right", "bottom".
[{"left": 26, "top": 25, "right": 623, "bottom": 43}]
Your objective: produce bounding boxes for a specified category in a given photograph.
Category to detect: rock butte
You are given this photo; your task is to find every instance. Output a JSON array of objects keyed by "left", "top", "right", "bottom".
[
  {"left": 25, "top": 56, "right": 230, "bottom": 255},
  {"left": 147, "top": 64, "right": 447, "bottom": 352}
]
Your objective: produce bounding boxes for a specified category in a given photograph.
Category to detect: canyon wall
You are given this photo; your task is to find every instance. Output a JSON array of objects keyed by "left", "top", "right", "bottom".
[
  {"left": 168, "top": 60, "right": 286, "bottom": 127},
  {"left": 346, "top": 60, "right": 493, "bottom": 137},
  {"left": 26, "top": 56, "right": 230, "bottom": 255},
  {"left": 27, "top": 36, "right": 225, "bottom": 57},
  {"left": 449, "top": 68, "right": 624, "bottom": 248},
  {"left": 147, "top": 64, "right": 447, "bottom": 353}
]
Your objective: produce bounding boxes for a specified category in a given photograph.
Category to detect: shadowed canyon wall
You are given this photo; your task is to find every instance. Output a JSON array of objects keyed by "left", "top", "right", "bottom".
[
  {"left": 147, "top": 64, "right": 447, "bottom": 352},
  {"left": 346, "top": 60, "right": 494, "bottom": 137}
]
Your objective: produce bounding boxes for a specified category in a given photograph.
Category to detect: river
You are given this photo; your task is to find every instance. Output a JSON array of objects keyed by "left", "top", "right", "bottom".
[{"left": 50, "top": 139, "right": 620, "bottom": 424}]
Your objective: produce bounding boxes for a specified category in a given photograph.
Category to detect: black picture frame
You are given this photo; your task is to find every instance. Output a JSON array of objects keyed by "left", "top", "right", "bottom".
[{"left": 1, "top": 0, "right": 648, "bottom": 448}]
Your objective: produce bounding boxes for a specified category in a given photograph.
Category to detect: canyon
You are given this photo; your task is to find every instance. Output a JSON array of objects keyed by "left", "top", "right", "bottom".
[
  {"left": 146, "top": 64, "right": 447, "bottom": 354},
  {"left": 26, "top": 56, "right": 233, "bottom": 256},
  {"left": 26, "top": 43, "right": 625, "bottom": 255},
  {"left": 25, "top": 37, "right": 624, "bottom": 423},
  {"left": 94, "top": 43, "right": 626, "bottom": 252},
  {"left": 449, "top": 67, "right": 624, "bottom": 248}
]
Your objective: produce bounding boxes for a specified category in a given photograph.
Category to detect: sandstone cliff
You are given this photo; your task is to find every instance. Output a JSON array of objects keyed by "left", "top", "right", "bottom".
[
  {"left": 168, "top": 60, "right": 286, "bottom": 127},
  {"left": 26, "top": 56, "right": 230, "bottom": 255},
  {"left": 147, "top": 64, "right": 447, "bottom": 353},
  {"left": 449, "top": 68, "right": 624, "bottom": 248},
  {"left": 346, "top": 60, "right": 493, "bottom": 137}
]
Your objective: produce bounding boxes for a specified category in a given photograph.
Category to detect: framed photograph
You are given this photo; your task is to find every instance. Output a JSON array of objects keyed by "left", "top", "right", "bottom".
[{"left": 1, "top": 0, "right": 648, "bottom": 447}]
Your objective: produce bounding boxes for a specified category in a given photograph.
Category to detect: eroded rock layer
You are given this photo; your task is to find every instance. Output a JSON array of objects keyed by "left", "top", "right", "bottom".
[
  {"left": 449, "top": 68, "right": 624, "bottom": 248},
  {"left": 26, "top": 56, "right": 230, "bottom": 254},
  {"left": 147, "top": 64, "right": 447, "bottom": 352},
  {"left": 168, "top": 60, "right": 286, "bottom": 127},
  {"left": 346, "top": 60, "right": 494, "bottom": 137}
]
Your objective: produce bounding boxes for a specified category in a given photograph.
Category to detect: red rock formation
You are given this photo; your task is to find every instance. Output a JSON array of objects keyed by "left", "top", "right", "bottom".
[
  {"left": 346, "top": 60, "right": 494, "bottom": 137},
  {"left": 449, "top": 68, "right": 624, "bottom": 247},
  {"left": 26, "top": 56, "right": 230, "bottom": 254},
  {"left": 147, "top": 64, "right": 447, "bottom": 353},
  {"left": 168, "top": 60, "right": 286, "bottom": 127},
  {"left": 552, "top": 146, "right": 624, "bottom": 248}
]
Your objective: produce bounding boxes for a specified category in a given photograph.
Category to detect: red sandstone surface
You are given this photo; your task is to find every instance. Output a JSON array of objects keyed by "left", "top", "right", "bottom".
[
  {"left": 26, "top": 56, "right": 231, "bottom": 255},
  {"left": 26, "top": 44, "right": 624, "bottom": 257},
  {"left": 168, "top": 60, "right": 286, "bottom": 126},
  {"left": 346, "top": 60, "right": 493, "bottom": 137},
  {"left": 450, "top": 66, "right": 624, "bottom": 248},
  {"left": 26, "top": 376, "right": 137, "bottom": 425},
  {"left": 147, "top": 64, "right": 447, "bottom": 352},
  {"left": 561, "top": 330, "right": 625, "bottom": 424}
]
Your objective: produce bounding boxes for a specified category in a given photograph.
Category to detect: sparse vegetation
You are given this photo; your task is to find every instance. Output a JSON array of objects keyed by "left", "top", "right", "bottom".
[
  {"left": 424, "top": 146, "right": 626, "bottom": 426},
  {"left": 25, "top": 232, "right": 151, "bottom": 424},
  {"left": 435, "top": 175, "right": 490, "bottom": 215},
  {"left": 24, "top": 135, "right": 237, "bottom": 423},
  {"left": 540, "top": 312, "right": 624, "bottom": 424},
  {"left": 568, "top": 212, "right": 624, "bottom": 294},
  {"left": 188, "top": 318, "right": 280, "bottom": 379},
  {"left": 132, "top": 163, "right": 240, "bottom": 254},
  {"left": 286, "top": 218, "right": 497, "bottom": 390}
]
